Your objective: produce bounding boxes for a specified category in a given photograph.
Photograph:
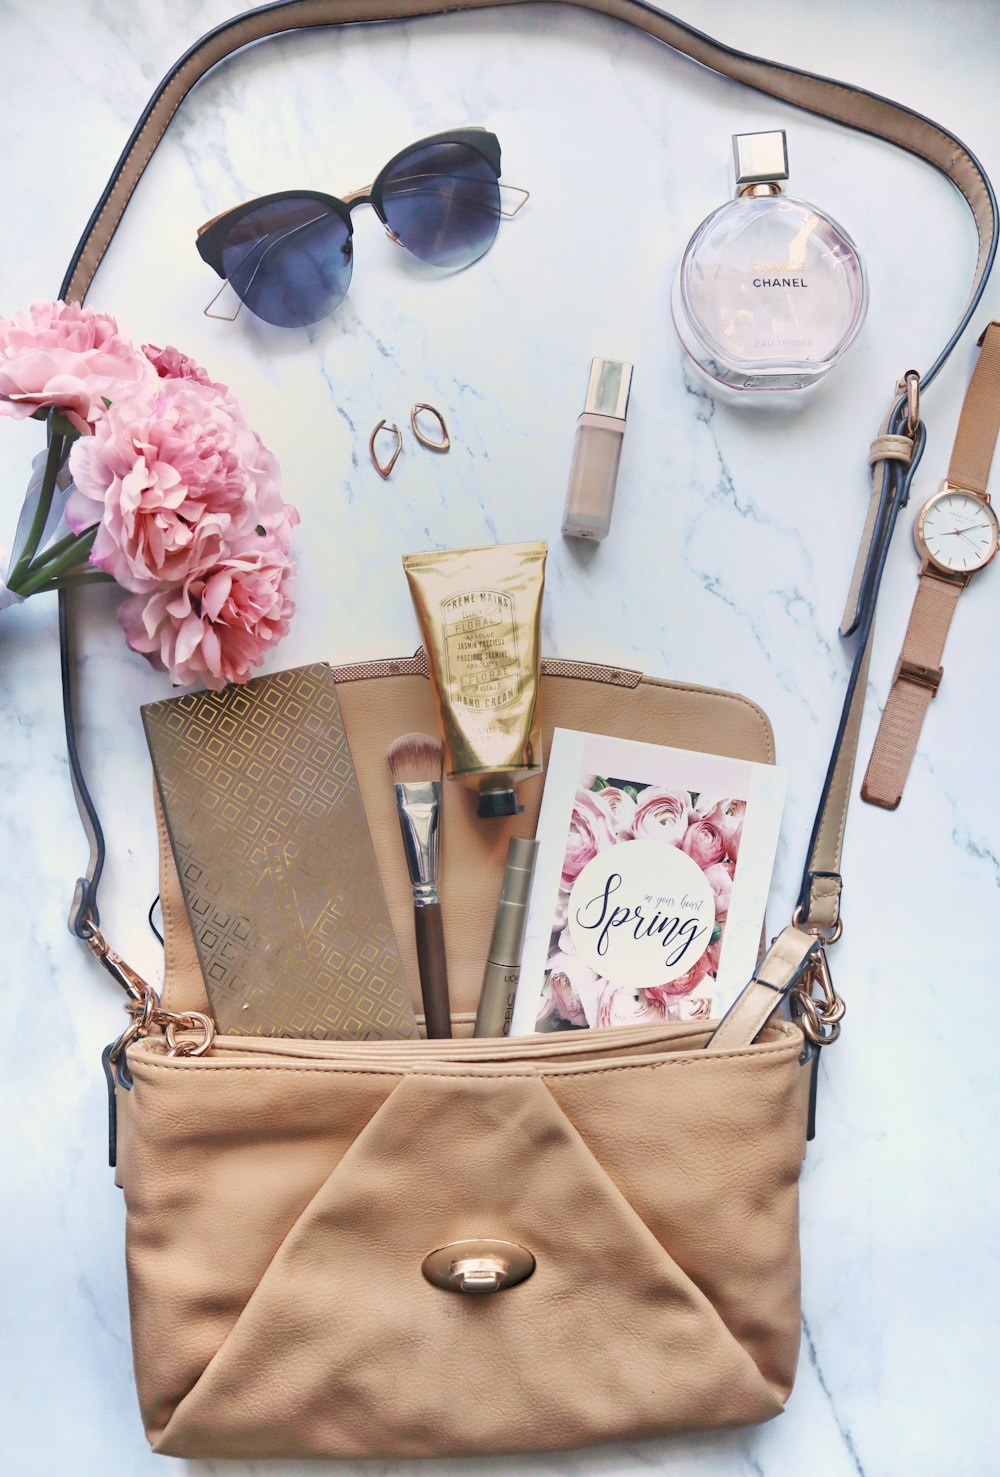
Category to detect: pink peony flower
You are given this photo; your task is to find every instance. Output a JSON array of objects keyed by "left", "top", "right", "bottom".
[
  {"left": 700, "top": 799, "right": 745, "bottom": 862},
  {"left": 0, "top": 299, "right": 155, "bottom": 433},
  {"left": 631, "top": 787, "right": 690, "bottom": 846},
  {"left": 143, "top": 342, "right": 226, "bottom": 392},
  {"left": 596, "top": 984, "right": 672, "bottom": 1029},
  {"left": 142, "top": 344, "right": 243, "bottom": 417},
  {"left": 703, "top": 862, "right": 734, "bottom": 920},
  {"left": 644, "top": 950, "right": 712, "bottom": 1000},
  {"left": 117, "top": 537, "right": 295, "bottom": 689},
  {"left": 560, "top": 787, "right": 618, "bottom": 893},
  {"left": 66, "top": 377, "right": 298, "bottom": 592},
  {"left": 590, "top": 785, "right": 637, "bottom": 839},
  {"left": 536, "top": 952, "right": 597, "bottom": 1028},
  {"left": 680, "top": 816, "right": 728, "bottom": 868}
]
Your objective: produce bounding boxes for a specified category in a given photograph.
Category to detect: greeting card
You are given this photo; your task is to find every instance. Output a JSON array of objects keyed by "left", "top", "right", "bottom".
[{"left": 509, "top": 729, "right": 786, "bottom": 1034}]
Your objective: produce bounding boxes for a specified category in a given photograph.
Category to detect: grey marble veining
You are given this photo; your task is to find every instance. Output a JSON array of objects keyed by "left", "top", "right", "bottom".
[{"left": 2, "top": 1, "right": 1000, "bottom": 1473}]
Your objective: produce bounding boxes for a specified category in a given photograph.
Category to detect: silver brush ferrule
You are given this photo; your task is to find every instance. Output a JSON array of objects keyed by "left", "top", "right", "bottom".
[{"left": 393, "top": 781, "right": 441, "bottom": 905}]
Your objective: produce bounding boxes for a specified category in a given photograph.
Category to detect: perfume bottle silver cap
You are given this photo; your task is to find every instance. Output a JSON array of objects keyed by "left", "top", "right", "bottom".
[
  {"left": 583, "top": 357, "right": 633, "bottom": 421},
  {"left": 732, "top": 130, "right": 789, "bottom": 190}
]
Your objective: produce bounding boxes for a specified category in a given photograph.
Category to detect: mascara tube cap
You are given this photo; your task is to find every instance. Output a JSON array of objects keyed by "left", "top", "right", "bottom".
[{"left": 487, "top": 836, "right": 539, "bottom": 959}]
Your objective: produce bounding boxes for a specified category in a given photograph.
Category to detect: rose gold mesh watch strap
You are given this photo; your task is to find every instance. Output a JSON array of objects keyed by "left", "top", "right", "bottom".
[
  {"left": 861, "top": 570, "right": 964, "bottom": 808},
  {"left": 947, "top": 321, "right": 1000, "bottom": 494}
]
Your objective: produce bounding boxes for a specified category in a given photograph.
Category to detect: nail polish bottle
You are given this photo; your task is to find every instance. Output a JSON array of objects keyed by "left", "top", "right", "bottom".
[
  {"left": 672, "top": 131, "right": 868, "bottom": 392},
  {"left": 561, "top": 358, "right": 633, "bottom": 541}
]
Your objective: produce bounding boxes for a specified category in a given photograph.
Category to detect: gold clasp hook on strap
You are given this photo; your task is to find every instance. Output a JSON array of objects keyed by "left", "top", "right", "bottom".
[
  {"left": 85, "top": 922, "right": 149, "bottom": 1001},
  {"left": 789, "top": 946, "right": 846, "bottom": 1046},
  {"left": 898, "top": 368, "right": 920, "bottom": 436},
  {"left": 83, "top": 921, "right": 215, "bottom": 1061}
]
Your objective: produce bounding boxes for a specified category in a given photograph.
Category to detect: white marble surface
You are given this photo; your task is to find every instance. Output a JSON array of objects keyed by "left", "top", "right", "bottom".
[{"left": 2, "top": 1, "right": 999, "bottom": 1473}]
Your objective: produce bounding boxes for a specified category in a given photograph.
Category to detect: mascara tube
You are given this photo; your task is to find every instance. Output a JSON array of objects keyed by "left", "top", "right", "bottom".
[{"left": 474, "top": 837, "right": 539, "bottom": 1037}]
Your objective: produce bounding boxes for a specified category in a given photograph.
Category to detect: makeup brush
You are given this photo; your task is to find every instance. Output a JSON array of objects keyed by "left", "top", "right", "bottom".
[{"left": 387, "top": 732, "right": 452, "bottom": 1039}]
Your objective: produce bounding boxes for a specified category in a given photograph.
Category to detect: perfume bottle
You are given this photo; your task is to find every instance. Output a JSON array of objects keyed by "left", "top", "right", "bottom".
[{"left": 672, "top": 131, "right": 868, "bottom": 392}]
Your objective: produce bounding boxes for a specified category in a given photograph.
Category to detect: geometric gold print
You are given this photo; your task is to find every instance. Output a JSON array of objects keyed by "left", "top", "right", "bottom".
[{"left": 141, "top": 663, "right": 419, "bottom": 1040}]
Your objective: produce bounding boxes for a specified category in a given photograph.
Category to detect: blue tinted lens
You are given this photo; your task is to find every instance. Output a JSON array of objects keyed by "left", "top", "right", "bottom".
[
  {"left": 379, "top": 142, "right": 500, "bottom": 269},
  {"left": 220, "top": 197, "right": 353, "bottom": 327}
]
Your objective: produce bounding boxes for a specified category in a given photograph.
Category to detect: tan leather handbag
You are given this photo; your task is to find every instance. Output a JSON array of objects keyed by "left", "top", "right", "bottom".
[
  {"left": 53, "top": 0, "right": 996, "bottom": 1460},
  {"left": 120, "top": 657, "right": 803, "bottom": 1458}
]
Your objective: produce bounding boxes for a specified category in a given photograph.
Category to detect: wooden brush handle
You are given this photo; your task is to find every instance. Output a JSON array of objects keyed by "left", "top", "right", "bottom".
[{"left": 414, "top": 904, "right": 452, "bottom": 1039}]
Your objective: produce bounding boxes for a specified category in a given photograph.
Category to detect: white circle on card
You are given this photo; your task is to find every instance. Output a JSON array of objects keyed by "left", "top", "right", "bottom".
[{"left": 567, "top": 838, "right": 714, "bottom": 988}]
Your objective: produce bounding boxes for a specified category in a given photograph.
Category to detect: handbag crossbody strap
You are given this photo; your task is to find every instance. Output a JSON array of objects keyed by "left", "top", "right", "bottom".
[{"left": 57, "top": 0, "right": 996, "bottom": 1050}]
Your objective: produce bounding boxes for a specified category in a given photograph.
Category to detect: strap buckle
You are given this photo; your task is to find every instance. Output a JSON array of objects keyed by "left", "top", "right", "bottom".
[
  {"left": 791, "top": 900, "right": 844, "bottom": 944},
  {"left": 896, "top": 369, "right": 920, "bottom": 436},
  {"left": 894, "top": 657, "right": 942, "bottom": 695}
]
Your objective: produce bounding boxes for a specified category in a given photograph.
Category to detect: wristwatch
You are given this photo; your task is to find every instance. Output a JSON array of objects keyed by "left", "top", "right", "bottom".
[{"left": 862, "top": 321, "right": 1000, "bottom": 810}]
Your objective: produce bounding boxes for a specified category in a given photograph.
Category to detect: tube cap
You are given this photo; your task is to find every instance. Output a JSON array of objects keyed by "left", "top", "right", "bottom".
[
  {"left": 477, "top": 789, "right": 524, "bottom": 819},
  {"left": 583, "top": 358, "right": 632, "bottom": 420},
  {"left": 499, "top": 837, "right": 539, "bottom": 906},
  {"left": 732, "top": 130, "right": 789, "bottom": 189}
]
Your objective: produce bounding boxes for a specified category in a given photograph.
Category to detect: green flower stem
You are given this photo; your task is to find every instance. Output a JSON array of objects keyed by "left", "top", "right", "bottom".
[
  {"left": 32, "top": 571, "right": 114, "bottom": 594},
  {"left": 15, "top": 527, "right": 98, "bottom": 598},
  {"left": 21, "top": 526, "right": 90, "bottom": 576},
  {"left": 7, "top": 429, "right": 67, "bottom": 590}
]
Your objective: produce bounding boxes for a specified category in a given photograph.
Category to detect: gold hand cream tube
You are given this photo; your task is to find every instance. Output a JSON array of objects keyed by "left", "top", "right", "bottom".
[{"left": 403, "top": 541, "right": 547, "bottom": 818}]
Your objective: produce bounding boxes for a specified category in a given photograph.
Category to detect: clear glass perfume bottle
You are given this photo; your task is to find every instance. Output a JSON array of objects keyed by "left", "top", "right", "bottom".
[{"left": 672, "top": 131, "right": 868, "bottom": 392}]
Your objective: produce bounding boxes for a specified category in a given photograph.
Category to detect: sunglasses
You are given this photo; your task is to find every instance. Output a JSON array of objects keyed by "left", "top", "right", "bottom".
[{"left": 195, "top": 127, "right": 528, "bottom": 328}]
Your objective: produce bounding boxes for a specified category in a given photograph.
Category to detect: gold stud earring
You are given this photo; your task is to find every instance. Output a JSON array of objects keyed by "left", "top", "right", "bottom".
[
  {"left": 369, "top": 419, "right": 403, "bottom": 479},
  {"left": 410, "top": 403, "right": 450, "bottom": 453}
]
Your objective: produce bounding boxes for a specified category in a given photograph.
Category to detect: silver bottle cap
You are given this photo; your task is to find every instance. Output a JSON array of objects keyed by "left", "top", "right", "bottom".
[
  {"left": 583, "top": 358, "right": 633, "bottom": 421},
  {"left": 733, "top": 130, "right": 789, "bottom": 190}
]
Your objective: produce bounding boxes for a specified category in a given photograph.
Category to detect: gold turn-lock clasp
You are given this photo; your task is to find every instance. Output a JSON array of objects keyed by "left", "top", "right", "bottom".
[{"left": 421, "top": 1239, "right": 536, "bottom": 1295}]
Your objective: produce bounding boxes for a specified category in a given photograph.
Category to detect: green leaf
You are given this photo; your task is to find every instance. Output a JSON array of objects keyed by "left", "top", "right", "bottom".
[
  {"left": 711, "top": 923, "right": 722, "bottom": 944},
  {"left": 624, "top": 784, "right": 642, "bottom": 802},
  {"left": 590, "top": 776, "right": 608, "bottom": 792},
  {"left": 255, "top": 524, "right": 266, "bottom": 536},
  {"left": 101, "top": 396, "right": 112, "bottom": 409},
  {"left": 49, "top": 409, "right": 81, "bottom": 441}
]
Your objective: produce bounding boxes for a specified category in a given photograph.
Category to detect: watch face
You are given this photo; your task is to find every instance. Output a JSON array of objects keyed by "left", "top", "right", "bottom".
[{"left": 916, "top": 490, "right": 1000, "bottom": 573}]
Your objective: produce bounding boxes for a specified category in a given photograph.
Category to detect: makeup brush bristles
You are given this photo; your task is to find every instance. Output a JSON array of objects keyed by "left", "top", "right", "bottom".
[{"left": 387, "top": 731, "right": 444, "bottom": 786}]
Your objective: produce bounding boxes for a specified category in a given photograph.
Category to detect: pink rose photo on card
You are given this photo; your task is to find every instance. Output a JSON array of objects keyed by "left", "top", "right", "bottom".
[{"left": 509, "top": 729, "right": 786, "bottom": 1034}]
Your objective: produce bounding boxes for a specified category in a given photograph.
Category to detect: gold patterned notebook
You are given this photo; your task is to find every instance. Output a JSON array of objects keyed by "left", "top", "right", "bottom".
[{"left": 141, "top": 663, "right": 419, "bottom": 1040}]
